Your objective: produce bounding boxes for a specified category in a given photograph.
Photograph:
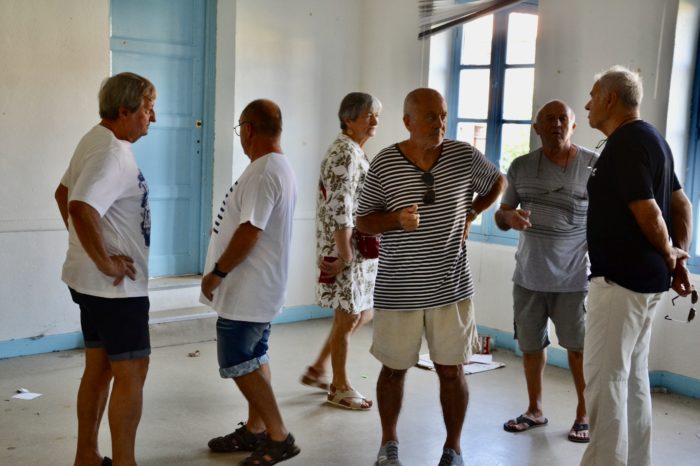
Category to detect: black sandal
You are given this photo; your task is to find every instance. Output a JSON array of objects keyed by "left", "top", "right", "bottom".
[
  {"left": 243, "top": 433, "right": 301, "bottom": 465},
  {"left": 208, "top": 421, "right": 266, "bottom": 453}
]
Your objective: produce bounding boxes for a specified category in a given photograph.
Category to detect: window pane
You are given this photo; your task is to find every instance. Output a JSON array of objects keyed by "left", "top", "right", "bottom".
[
  {"left": 500, "top": 124, "right": 531, "bottom": 172},
  {"left": 458, "top": 69, "right": 490, "bottom": 119},
  {"left": 506, "top": 13, "right": 538, "bottom": 65},
  {"left": 503, "top": 68, "right": 534, "bottom": 120},
  {"left": 456, "top": 122, "right": 487, "bottom": 154},
  {"left": 461, "top": 15, "right": 493, "bottom": 65}
]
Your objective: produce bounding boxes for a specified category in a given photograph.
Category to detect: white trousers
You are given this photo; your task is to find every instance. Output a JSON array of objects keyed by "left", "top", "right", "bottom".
[{"left": 580, "top": 277, "right": 663, "bottom": 466}]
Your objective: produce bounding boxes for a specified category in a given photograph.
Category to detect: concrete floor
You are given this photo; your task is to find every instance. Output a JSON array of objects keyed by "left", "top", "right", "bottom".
[{"left": 2, "top": 318, "right": 699, "bottom": 466}]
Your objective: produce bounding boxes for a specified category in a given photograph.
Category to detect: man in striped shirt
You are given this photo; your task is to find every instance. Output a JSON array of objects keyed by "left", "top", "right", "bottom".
[{"left": 357, "top": 88, "right": 506, "bottom": 466}]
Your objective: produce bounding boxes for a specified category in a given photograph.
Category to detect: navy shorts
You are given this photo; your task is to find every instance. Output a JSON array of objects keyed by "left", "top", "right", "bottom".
[
  {"left": 216, "top": 317, "right": 271, "bottom": 378},
  {"left": 69, "top": 288, "right": 151, "bottom": 361}
]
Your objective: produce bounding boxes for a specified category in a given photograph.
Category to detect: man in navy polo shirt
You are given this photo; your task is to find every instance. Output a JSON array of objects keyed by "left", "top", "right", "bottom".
[{"left": 581, "top": 65, "right": 693, "bottom": 466}]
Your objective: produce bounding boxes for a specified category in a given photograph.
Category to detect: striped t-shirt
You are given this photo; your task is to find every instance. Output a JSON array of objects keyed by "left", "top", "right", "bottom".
[
  {"left": 502, "top": 146, "right": 598, "bottom": 292},
  {"left": 357, "top": 139, "right": 501, "bottom": 310}
]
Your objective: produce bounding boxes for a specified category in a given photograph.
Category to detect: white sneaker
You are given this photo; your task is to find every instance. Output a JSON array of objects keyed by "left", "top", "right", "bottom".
[
  {"left": 438, "top": 448, "right": 464, "bottom": 466},
  {"left": 375, "top": 441, "right": 402, "bottom": 466}
]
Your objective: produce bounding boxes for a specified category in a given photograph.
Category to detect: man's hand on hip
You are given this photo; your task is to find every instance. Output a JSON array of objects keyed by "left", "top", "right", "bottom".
[{"left": 102, "top": 255, "right": 136, "bottom": 286}]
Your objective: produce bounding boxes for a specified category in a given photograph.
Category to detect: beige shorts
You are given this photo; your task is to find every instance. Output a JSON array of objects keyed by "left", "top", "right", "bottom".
[{"left": 370, "top": 298, "right": 479, "bottom": 370}]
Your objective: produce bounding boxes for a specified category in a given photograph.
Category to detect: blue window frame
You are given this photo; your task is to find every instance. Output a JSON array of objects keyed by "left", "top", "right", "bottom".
[
  {"left": 447, "top": 0, "right": 538, "bottom": 245},
  {"left": 685, "top": 35, "right": 700, "bottom": 273}
]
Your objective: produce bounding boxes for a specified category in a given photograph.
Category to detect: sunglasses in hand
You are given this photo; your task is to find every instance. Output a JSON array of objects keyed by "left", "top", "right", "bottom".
[{"left": 665, "top": 289, "right": 697, "bottom": 323}]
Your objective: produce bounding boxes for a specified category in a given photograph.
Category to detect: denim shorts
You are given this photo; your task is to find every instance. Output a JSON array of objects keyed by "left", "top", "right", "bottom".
[
  {"left": 69, "top": 288, "right": 151, "bottom": 361},
  {"left": 216, "top": 317, "right": 271, "bottom": 378}
]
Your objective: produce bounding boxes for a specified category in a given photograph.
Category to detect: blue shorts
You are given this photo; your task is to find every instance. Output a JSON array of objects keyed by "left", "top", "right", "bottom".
[
  {"left": 216, "top": 317, "right": 271, "bottom": 378},
  {"left": 69, "top": 288, "right": 151, "bottom": 361}
]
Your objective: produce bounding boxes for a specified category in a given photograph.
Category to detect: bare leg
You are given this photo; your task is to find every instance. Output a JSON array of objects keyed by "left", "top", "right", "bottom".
[
  {"left": 308, "top": 308, "right": 373, "bottom": 383},
  {"left": 307, "top": 334, "right": 331, "bottom": 377},
  {"left": 568, "top": 350, "right": 587, "bottom": 423},
  {"left": 377, "top": 365, "right": 406, "bottom": 444},
  {"left": 74, "top": 348, "right": 112, "bottom": 466},
  {"left": 523, "top": 350, "right": 546, "bottom": 419},
  {"left": 330, "top": 309, "right": 372, "bottom": 392},
  {"left": 108, "top": 357, "right": 149, "bottom": 466},
  {"left": 234, "top": 363, "right": 288, "bottom": 442},
  {"left": 435, "top": 363, "right": 468, "bottom": 453}
]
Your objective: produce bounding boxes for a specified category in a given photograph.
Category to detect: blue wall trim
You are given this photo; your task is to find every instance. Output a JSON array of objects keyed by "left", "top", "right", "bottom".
[
  {"left": 0, "top": 332, "right": 85, "bottom": 359},
  {"left": 0, "top": 305, "right": 333, "bottom": 360},
  {"left": 3, "top": 314, "right": 698, "bottom": 399},
  {"left": 272, "top": 305, "right": 334, "bottom": 324},
  {"left": 477, "top": 325, "right": 700, "bottom": 399}
]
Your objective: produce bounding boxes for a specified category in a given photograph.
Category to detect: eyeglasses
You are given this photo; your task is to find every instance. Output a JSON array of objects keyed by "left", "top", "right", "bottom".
[
  {"left": 665, "top": 289, "right": 697, "bottom": 323},
  {"left": 234, "top": 121, "right": 251, "bottom": 136},
  {"left": 422, "top": 172, "right": 435, "bottom": 204},
  {"left": 595, "top": 138, "right": 607, "bottom": 151}
]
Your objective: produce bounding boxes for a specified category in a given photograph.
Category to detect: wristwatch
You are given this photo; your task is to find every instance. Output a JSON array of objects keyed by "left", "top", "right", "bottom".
[
  {"left": 466, "top": 208, "right": 479, "bottom": 222},
  {"left": 212, "top": 262, "right": 228, "bottom": 278}
]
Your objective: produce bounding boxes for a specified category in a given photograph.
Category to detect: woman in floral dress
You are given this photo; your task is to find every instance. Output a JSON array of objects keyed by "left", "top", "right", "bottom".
[{"left": 300, "top": 92, "right": 381, "bottom": 410}]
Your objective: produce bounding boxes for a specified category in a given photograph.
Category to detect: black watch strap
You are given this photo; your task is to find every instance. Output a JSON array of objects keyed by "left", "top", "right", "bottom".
[{"left": 212, "top": 262, "right": 228, "bottom": 278}]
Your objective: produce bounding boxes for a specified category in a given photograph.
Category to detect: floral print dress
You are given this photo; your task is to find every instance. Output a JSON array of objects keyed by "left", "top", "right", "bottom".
[{"left": 316, "top": 133, "right": 378, "bottom": 314}]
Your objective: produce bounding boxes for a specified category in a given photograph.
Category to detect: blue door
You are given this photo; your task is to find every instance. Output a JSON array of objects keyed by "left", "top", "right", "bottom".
[{"left": 110, "top": 0, "right": 213, "bottom": 277}]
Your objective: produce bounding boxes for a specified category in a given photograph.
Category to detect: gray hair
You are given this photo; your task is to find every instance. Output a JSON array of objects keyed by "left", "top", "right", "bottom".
[
  {"left": 338, "top": 92, "right": 382, "bottom": 130},
  {"left": 594, "top": 65, "right": 643, "bottom": 109},
  {"left": 99, "top": 72, "right": 156, "bottom": 120}
]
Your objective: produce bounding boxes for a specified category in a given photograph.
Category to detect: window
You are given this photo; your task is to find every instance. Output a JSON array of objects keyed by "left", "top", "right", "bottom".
[
  {"left": 686, "top": 35, "right": 700, "bottom": 273},
  {"left": 447, "top": 1, "right": 538, "bottom": 244}
]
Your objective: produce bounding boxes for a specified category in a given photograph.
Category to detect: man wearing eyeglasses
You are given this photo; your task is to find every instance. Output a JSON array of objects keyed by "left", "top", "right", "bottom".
[
  {"left": 581, "top": 66, "right": 693, "bottom": 466},
  {"left": 357, "top": 88, "right": 506, "bottom": 466},
  {"left": 200, "top": 99, "right": 300, "bottom": 465},
  {"left": 496, "top": 100, "right": 597, "bottom": 443}
]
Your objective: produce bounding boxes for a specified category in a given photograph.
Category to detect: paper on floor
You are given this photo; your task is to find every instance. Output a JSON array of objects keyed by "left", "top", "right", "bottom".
[{"left": 416, "top": 353, "right": 505, "bottom": 375}]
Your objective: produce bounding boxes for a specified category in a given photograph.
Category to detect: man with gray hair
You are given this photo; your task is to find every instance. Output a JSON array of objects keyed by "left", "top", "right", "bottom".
[
  {"left": 55, "top": 72, "right": 156, "bottom": 466},
  {"left": 497, "top": 100, "right": 596, "bottom": 443},
  {"left": 581, "top": 65, "right": 693, "bottom": 466}
]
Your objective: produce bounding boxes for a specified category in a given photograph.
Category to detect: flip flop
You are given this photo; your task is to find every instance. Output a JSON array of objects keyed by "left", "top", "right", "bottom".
[
  {"left": 326, "top": 387, "right": 372, "bottom": 411},
  {"left": 300, "top": 366, "right": 330, "bottom": 391},
  {"left": 503, "top": 414, "right": 548, "bottom": 433},
  {"left": 568, "top": 422, "right": 590, "bottom": 443}
]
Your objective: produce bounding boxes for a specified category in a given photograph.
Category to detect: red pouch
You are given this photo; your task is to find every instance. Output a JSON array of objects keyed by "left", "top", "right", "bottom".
[
  {"left": 354, "top": 229, "right": 381, "bottom": 259},
  {"left": 318, "top": 256, "right": 338, "bottom": 284}
]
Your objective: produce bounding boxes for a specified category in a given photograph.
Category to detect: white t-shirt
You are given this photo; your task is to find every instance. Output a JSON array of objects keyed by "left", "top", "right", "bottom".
[
  {"left": 200, "top": 153, "right": 297, "bottom": 322},
  {"left": 61, "top": 125, "right": 150, "bottom": 298}
]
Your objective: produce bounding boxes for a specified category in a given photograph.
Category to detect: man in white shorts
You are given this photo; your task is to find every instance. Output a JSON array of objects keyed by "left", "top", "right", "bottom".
[{"left": 357, "top": 88, "right": 506, "bottom": 466}]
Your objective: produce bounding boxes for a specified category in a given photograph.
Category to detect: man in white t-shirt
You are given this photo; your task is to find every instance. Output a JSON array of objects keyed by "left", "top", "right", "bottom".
[
  {"left": 55, "top": 72, "right": 156, "bottom": 466},
  {"left": 200, "top": 99, "right": 300, "bottom": 465}
]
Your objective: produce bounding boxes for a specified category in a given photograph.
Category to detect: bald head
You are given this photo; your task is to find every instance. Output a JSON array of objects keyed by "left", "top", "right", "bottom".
[
  {"left": 403, "top": 88, "right": 444, "bottom": 120},
  {"left": 241, "top": 99, "right": 282, "bottom": 138},
  {"left": 533, "top": 100, "right": 576, "bottom": 149},
  {"left": 535, "top": 100, "right": 574, "bottom": 126}
]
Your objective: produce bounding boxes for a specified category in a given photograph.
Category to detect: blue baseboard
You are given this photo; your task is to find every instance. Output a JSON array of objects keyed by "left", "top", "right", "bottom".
[
  {"left": 477, "top": 325, "right": 700, "bottom": 399},
  {"left": 4, "top": 315, "right": 698, "bottom": 399},
  {"left": 272, "top": 304, "right": 334, "bottom": 324},
  {"left": 0, "top": 305, "right": 334, "bottom": 360},
  {"left": 0, "top": 332, "right": 85, "bottom": 359}
]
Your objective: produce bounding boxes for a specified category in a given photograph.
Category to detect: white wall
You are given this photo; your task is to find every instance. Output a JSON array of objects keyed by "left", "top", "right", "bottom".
[{"left": 0, "top": 0, "right": 110, "bottom": 340}]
